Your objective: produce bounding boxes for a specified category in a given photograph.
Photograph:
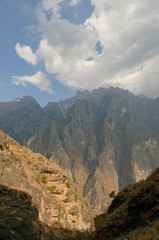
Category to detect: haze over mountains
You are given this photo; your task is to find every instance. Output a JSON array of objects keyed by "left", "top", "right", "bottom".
[{"left": 1, "top": 87, "right": 159, "bottom": 211}]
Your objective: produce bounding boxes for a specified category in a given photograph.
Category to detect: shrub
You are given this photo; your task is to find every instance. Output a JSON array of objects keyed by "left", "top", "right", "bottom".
[
  {"left": 41, "top": 175, "right": 47, "bottom": 184},
  {"left": 36, "top": 173, "right": 47, "bottom": 184},
  {"left": 47, "top": 185, "right": 56, "bottom": 193},
  {"left": 66, "top": 181, "right": 72, "bottom": 188},
  {"left": 109, "top": 191, "right": 115, "bottom": 199}
]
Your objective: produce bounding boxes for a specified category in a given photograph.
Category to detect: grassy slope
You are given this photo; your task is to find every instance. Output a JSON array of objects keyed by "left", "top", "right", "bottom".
[{"left": 93, "top": 167, "right": 159, "bottom": 240}]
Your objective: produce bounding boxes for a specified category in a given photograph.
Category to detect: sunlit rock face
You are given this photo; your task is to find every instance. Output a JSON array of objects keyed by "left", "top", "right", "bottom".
[{"left": 0, "top": 130, "right": 94, "bottom": 240}]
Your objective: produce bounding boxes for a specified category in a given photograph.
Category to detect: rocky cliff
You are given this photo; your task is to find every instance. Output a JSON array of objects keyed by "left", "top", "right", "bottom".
[{"left": 0, "top": 130, "right": 94, "bottom": 239}]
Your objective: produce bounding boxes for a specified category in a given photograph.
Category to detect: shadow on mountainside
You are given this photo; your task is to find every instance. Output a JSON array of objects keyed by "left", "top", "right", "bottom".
[
  {"left": 0, "top": 185, "right": 90, "bottom": 240},
  {"left": 93, "top": 167, "right": 159, "bottom": 240}
]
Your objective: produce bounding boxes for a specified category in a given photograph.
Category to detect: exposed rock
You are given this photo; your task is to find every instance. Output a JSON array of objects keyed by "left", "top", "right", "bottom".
[
  {"left": 27, "top": 88, "right": 159, "bottom": 212},
  {"left": 0, "top": 130, "right": 94, "bottom": 239}
]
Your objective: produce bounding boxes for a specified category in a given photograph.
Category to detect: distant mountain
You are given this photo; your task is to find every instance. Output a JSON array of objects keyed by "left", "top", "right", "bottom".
[
  {"left": 0, "top": 92, "right": 91, "bottom": 144},
  {"left": 0, "top": 96, "right": 43, "bottom": 144},
  {"left": 26, "top": 88, "right": 159, "bottom": 211},
  {"left": 93, "top": 167, "right": 159, "bottom": 239},
  {"left": 1, "top": 87, "right": 159, "bottom": 212},
  {"left": 0, "top": 130, "right": 94, "bottom": 239}
]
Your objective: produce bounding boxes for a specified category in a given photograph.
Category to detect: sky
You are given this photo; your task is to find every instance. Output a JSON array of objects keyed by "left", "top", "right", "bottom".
[{"left": 0, "top": 0, "right": 159, "bottom": 106}]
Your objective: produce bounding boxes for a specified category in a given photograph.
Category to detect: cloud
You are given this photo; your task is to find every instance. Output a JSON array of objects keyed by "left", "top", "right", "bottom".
[
  {"left": 15, "top": 43, "right": 38, "bottom": 65},
  {"left": 69, "top": 0, "right": 81, "bottom": 6},
  {"left": 15, "top": 0, "right": 159, "bottom": 97},
  {"left": 12, "top": 71, "right": 53, "bottom": 93}
]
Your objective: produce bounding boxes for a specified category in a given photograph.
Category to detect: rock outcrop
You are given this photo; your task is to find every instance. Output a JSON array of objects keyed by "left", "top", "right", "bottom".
[{"left": 0, "top": 130, "right": 94, "bottom": 239}]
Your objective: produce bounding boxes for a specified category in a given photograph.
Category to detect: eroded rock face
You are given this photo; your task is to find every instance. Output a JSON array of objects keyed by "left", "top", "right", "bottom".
[
  {"left": 0, "top": 130, "right": 94, "bottom": 238},
  {"left": 27, "top": 88, "right": 159, "bottom": 212}
]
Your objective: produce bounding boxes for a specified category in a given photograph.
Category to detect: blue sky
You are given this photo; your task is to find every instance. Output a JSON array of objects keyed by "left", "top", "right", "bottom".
[{"left": 1, "top": 0, "right": 159, "bottom": 106}]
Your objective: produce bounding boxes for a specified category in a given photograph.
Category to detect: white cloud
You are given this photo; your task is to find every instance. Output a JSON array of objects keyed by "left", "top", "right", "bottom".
[
  {"left": 12, "top": 71, "right": 53, "bottom": 93},
  {"left": 15, "top": 0, "right": 159, "bottom": 97},
  {"left": 69, "top": 0, "right": 81, "bottom": 6},
  {"left": 15, "top": 43, "right": 38, "bottom": 65}
]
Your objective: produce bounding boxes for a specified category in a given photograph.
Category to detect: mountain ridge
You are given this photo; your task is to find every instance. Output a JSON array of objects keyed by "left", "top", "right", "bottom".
[{"left": 1, "top": 87, "right": 159, "bottom": 212}]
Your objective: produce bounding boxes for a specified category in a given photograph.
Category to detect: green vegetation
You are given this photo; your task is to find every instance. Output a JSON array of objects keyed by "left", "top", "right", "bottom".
[
  {"left": 109, "top": 190, "right": 115, "bottom": 199},
  {"left": 65, "top": 191, "right": 69, "bottom": 197},
  {"left": 38, "top": 156, "right": 43, "bottom": 161},
  {"left": 66, "top": 181, "right": 72, "bottom": 188},
  {"left": 41, "top": 175, "right": 47, "bottom": 183},
  {"left": 47, "top": 185, "right": 56, "bottom": 193},
  {"left": 15, "top": 157, "right": 20, "bottom": 162},
  {"left": 36, "top": 173, "right": 47, "bottom": 184},
  {"left": 75, "top": 193, "right": 78, "bottom": 201}
]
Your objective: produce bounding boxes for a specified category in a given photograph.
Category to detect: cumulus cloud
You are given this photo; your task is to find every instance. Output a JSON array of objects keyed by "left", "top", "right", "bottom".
[
  {"left": 12, "top": 71, "right": 53, "bottom": 93},
  {"left": 15, "top": 43, "right": 38, "bottom": 65},
  {"left": 15, "top": 0, "right": 159, "bottom": 97}
]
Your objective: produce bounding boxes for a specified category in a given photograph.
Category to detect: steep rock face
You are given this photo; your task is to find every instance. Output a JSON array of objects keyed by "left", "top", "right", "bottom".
[
  {"left": 0, "top": 130, "right": 94, "bottom": 239},
  {"left": 27, "top": 88, "right": 159, "bottom": 211}
]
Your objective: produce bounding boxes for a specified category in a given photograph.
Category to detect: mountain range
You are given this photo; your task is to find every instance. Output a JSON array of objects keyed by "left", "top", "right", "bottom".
[{"left": 1, "top": 87, "right": 159, "bottom": 212}]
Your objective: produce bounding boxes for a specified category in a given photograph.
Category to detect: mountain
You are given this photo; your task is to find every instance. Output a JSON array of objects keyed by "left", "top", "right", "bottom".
[
  {"left": 1, "top": 129, "right": 159, "bottom": 240},
  {"left": 1, "top": 87, "right": 159, "bottom": 212},
  {"left": 0, "top": 130, "right": 94, "bottom": 239},
  {"left": 93, "top": 167, "right": 159, "bottom": 240},
  {"left": 0, "top": 96, "right": 43, "bottom": 144},
  {"left": 26, "top": 88, "right": 159, "bottom": 211},
  {"left": 0, "top": 92, "right": 91, "bottom": 145}
]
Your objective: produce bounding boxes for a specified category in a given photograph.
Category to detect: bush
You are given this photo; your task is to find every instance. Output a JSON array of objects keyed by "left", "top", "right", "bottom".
[
  {"left": 36, "top": 173, "right": 47, "bottom": 184},
  {"left": 47, "top": 185, "right": 56, "bottom": 193},
  {"left": 66, "top": 181, "right": 72, "bottom": 188}
]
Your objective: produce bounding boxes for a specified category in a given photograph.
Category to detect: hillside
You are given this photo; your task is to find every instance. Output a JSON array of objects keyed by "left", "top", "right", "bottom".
[
  {"left": 93, "top": 167, "right": 159, "bottom": 240},
  {"left": 0, "top": 130, "right": 94, "bottom": 239}
]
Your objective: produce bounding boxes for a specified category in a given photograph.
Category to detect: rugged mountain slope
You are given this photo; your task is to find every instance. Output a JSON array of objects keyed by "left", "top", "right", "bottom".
[
  {"left": 93, "top": 167, "right": 159, "bottom": 240},
  {"left": 0, "top": 96, "right": 43, "bottom": 144},
  {"left": 0, "top": 130, "right": 94, "bottom": 239},
  {"left": 0, "top": 92, "right": 91, "bottom": 144},
  {"left": 27, "top": 88, "right": 159, "bottom": 211}
]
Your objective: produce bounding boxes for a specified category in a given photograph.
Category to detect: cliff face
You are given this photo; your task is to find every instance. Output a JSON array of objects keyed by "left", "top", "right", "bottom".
[
  {"left": 0, "top": 130, "right": 94, "bottom": 239},
  {"left": 27, "top": 88, "right": 159, "bottom": 211}
]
